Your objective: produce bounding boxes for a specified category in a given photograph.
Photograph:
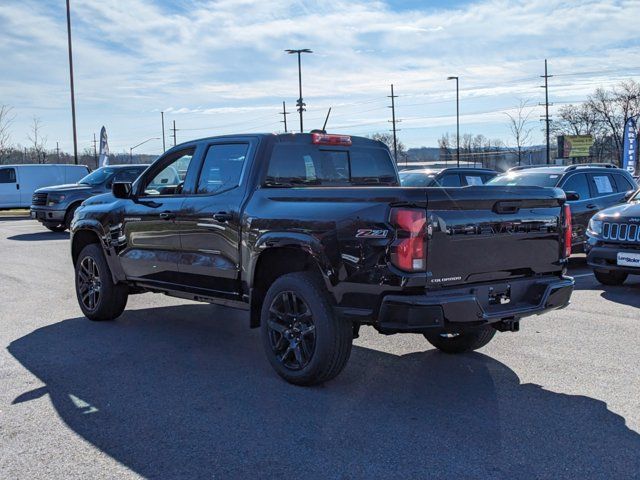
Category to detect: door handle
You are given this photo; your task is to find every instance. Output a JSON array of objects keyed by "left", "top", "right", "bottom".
[
  {"left": 586, "top": 204, "right": 597, "bottom": 209},
  {"left": 159, "top": 211, "right": 175, "bottom": 220},
  {"left": 213, "top": 211, "right": 232, "bottom": 222},
  {"left": 16, "top": 184, "right": 19, "bottom": 190}
]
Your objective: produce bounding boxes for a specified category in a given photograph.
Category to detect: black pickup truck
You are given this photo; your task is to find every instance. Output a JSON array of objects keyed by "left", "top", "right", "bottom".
[{"left": 70, "top": 133, "right": 574, "bottom": 385}]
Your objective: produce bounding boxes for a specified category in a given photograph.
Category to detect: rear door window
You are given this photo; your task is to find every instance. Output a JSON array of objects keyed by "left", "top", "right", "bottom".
[
  {"left": 561, "top": 173, "right": 591, "bottom": 200},
  {"left": 590, "top": 174, "right": 615, "bottom": 197},
  {"left": 438, "top": 173, "right": 462, "bottom": 187},
  {"left": 197, "top": 143, "right": 249, "bottom": 194},
  {"left": 0, "top": 168, "right": 16, "bottom": 183},
  {"left": 463, "top": 174, "right": 484, "bottom": 186}
]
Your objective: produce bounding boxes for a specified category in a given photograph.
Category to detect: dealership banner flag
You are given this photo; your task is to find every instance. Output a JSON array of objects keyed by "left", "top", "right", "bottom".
[
  {"left": 99, "top": 126, "right": 109, "bottom": 167},
  {"left": 621, "top": 117, "right": 637, "bottom": 175}
]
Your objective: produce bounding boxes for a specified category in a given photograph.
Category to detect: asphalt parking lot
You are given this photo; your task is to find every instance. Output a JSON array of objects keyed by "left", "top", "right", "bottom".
[{"left": 0, "top": 218, "right": 639, "bottom": 479}]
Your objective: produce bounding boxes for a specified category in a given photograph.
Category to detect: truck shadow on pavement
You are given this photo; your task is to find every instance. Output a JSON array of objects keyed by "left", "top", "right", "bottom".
[
  {"left": 8, "top": 304, "right": 640, "bottom": 479},
  {"left": 7, "top": 231, "right": 69, "bottom": 241}
]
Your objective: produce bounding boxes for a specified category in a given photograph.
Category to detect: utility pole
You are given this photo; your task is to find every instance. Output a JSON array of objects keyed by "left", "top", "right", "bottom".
[
  {"left": 540, "top": 59, "right": 553, "bottom": 164},
  {"left": 171, "top": 120, "right": 177, "bottom": 147},
  {"left": 388, "top": 84, "right": 400, "bottom": 164},
  {"left": 280, "top": 101, "right": 290, "bottom": 133},
  {"left": 161, "top": 111, "right": 166, "bottom": 152},
  {"left": 65, "top": 0, "right": 78, "bottom": 165},
  {"left": 92, "top": 133, "right": 98, "bottom": 164},
  {"left": 285, "top": 49, "right": 313, "bottom": 133},
  {"left": 56, "top": 142, "right": 60, "bottom": 161}
]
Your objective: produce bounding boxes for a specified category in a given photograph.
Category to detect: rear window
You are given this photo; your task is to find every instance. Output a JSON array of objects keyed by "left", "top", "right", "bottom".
[
  {"left": 266, "top": 144, "right": 398, "bottom": 186},
  {"left": 487, "top": 172, "right": 561, "bottom": 187}
]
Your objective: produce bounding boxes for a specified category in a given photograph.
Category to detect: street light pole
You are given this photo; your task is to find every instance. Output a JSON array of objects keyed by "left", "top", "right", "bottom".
[
  {"left": 285, "top": 49, "right": 312, "bottom": 133},
  {"left": 130, "top": 137, "right": 160, "bottom": 162},
  {"left": 447, "top": 76, "right": 460, "bottom": 167},
  {"left": 65, "top": 0, "right": 78, "bottom": 165}
]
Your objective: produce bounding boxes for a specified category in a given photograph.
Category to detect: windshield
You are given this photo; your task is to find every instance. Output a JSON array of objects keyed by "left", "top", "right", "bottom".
[
  {"left": 78, "top": 167, "right": 117, "bottom": 186},
  {"left": 487, "top": 172, "right": 561, "bottom": 187},
  {"left": 399, "top": 172, "right": 437, "bottom": 187}
]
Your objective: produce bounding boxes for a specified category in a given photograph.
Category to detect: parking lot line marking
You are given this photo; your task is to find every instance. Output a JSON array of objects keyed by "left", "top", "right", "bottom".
[{"left": 572, "top": 273, "right": 594, "bottom": 278}]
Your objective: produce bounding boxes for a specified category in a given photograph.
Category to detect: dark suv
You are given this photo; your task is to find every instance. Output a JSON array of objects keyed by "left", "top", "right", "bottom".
[
  {"left": 487, "top": 164, "right": 637, "bottom": 251},
  {"left": 399, "top": 167, "right": 497, "bottom": 187},
  {"left": 31, "top": 165, "right": 148, "bottom": 232}
]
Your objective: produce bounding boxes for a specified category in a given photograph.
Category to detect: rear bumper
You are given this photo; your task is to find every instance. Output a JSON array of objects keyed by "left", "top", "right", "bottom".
[
  {"left": 587, "top": 244, "right": 640, "bottom": 274},
  {"left": 377, "top": 275, "right": 574, "bottom": 333},
  {"left": 30, "top": 206, "right": 66, "bottom": 223}
]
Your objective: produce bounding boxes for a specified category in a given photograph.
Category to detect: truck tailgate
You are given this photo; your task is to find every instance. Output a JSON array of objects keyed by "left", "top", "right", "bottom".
[{"left": 424, "top": 186, "right": 566, "bottom": 287}]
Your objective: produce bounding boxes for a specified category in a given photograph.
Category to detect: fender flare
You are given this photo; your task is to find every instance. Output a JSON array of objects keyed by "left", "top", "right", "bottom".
[
  {"left": 248, "top": 231, "right": 339, "bottom": 291},
  {"left": 71, "top": 219, "right": 126, "bottom": 283}
]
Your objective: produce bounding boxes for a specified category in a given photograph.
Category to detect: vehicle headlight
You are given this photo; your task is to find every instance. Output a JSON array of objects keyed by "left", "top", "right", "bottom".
[
  {"left": 588, "top": 218, "right": 603, "bottom": 235},
  {"left": 47, "top": 193, "right": 66, "bottom": 205}
]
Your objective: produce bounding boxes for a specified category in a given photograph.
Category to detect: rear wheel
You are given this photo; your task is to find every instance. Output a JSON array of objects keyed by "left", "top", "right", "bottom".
[
  {"left": 75, "top": 243, "right": 128, "bottom": 321},
  {"left": 260, "top": 271, "right": 352, "bottom": 386},
  {"left": 424, "top": 326, "right": 496, "bottom": 354},
  {"left": 594, "top": 269, "right": 628, "bottom": 286}
]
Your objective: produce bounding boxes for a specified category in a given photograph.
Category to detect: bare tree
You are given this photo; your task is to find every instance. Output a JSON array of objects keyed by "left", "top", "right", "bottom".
[
  {"left": 0, "top": 105, "right": 15, "bottom": 163},
  {"left": 587, "top": 80, "right": 640, "bottom": 160},
  {"left": 369, "top": 132, "right": 408, "bottom": 165},
  {"left": 27, "top": 116, "right": 47, "bottom": 164},
  {"left": 505, "top": 100, "right": 534, "bottom": 165},
  {"left": 438, "top": 133, "right": 452, "bottom": 163}
]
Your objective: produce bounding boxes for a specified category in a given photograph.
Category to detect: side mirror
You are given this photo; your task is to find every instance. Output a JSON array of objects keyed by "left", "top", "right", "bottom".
[
  {"left": 565, "top": 191, "right": 580, "bottom": 201},
  {"left": 112, "top": 182, "right": 133, "bottom": 199},
  {"left": 624, "top": 189, "right": 636, "bottom": 201}
]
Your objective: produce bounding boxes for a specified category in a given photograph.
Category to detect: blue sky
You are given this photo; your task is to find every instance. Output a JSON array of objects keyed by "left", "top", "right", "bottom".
[{"left": 1, "top": 0, "right": 639, "bottom": 155}]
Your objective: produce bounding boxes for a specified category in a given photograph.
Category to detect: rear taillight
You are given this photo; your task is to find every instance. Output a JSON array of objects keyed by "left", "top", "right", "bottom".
[
  {"left": 563, "top": 204, "right": 572, "bottom": 258},
  {"left": 390, "top": 208, "right": 427, "bottom": 272}
]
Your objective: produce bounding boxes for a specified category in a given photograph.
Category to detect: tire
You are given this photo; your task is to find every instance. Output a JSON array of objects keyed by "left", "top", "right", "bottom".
[
  {"left": 260, "top": 271, "right": 352, "bottom": 386},
  {"left": 424, "top": 326, "right": 496, "bottom": 354},
  {"left": 75, "top": 243, "right": 128, "bottom": 321},
  {"left": 64, "top": 203, "right": 80, "bottom": 230},
  {"left": 44, "top": 223, "right": 66, "bottom": 232},
  {"left": 594, "top": 269, "right": 628, "bottom": 286}
]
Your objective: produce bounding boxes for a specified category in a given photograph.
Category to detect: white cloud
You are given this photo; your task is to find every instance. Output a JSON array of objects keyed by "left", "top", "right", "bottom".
[{"left": 0, "top": 0, "right": 639, "bottom": 152}]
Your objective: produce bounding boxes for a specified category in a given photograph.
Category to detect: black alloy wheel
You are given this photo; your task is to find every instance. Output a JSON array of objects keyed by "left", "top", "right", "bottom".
[
  {"left": 266, "top": 291, "right": 316, "bottom": 371},
  {"left": 77, "top": 256, "right": 102, "bottom": 312}
]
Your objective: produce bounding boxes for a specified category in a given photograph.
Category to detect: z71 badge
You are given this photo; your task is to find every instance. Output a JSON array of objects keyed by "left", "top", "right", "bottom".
[{"left": 356, "top": 229, "right": 389, "bottom": 238}]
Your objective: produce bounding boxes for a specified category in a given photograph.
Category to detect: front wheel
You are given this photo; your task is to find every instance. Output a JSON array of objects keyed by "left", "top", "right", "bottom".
[
  {"left": 260, "top": 271, "right": 352, "bottom": 386},
  {"left": 424, "top": 326, "right": 496, "bottom": 354},
  {"left": 594, "top": 269, "right": 628, "bottom": 286},
  {"left": 75, "top": 243, "right": 128, "bottom": 321}
]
